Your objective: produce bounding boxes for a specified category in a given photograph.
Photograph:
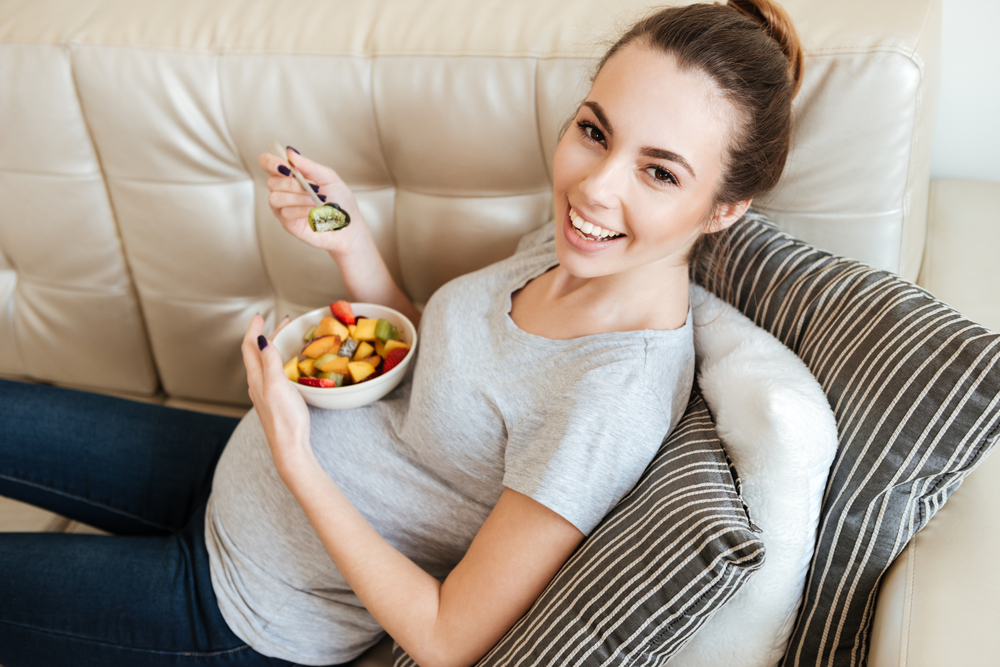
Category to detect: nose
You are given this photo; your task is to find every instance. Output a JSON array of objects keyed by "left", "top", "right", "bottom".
[{"left": 578, "top": 154, "right": 623, "bottom": 209}]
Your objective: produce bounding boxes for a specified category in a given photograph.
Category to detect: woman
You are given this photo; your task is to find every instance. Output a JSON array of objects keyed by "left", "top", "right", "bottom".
[{"left": 0, "top": 1, "right": 803, "bottom": 666}]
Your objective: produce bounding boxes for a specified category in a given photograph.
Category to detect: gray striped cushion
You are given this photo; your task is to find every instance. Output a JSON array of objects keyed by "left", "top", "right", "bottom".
[
  {"left": 392, "top": 390, "right": 765, "bottom": 667},
  {"left": 695, "top": 213, "right": 1000, "bottom": 667}
]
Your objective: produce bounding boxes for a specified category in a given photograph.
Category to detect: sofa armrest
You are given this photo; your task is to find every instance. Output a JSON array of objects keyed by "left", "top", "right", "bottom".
[
  {"left": 868, "top": 445, "right": 1000, "bottom": 667},
  {"left": 917, "top": 179, "right": 1000, "bottom": 332},
  {"left": 869, "top": 178, "right": 1000, "bottom": 666}
]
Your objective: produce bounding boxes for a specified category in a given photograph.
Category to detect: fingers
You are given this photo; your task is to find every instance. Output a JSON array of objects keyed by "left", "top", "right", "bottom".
[
  {"left": 241, "top": 313, "right": 266, "bottom": 388},
  {"left": 258, "top": 152, "right": 289, "bottom": 178},
  {"left": 271, "top": 315, "right": 293, "bottom": 338},
  {"left": 268, "top": 185, "right": 317, "bottom": 208},
  {"left": 257, "top": 329, "right": 286, "bottom": 388},
  {"left": 243, "top": 314, "right": 296, "bottom": 403},
  {"left": 287, "top": 149, "right": 339, "bottom": 185}
]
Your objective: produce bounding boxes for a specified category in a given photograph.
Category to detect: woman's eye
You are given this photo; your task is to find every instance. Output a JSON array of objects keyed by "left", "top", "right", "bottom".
[
  {"left": 577, "top": 121, "right": 605, "bottom": 146},
  {"left": 646, "top": 166, "right": 678, "bottom": 185}
]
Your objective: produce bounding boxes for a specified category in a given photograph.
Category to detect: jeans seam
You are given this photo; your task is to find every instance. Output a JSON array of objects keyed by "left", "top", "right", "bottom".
[
  {"left": 0, "top": 618, "right": 252, "bottom": 657},
  {"left": 0, "top": 472, "right": 173, "bottom": 532}
]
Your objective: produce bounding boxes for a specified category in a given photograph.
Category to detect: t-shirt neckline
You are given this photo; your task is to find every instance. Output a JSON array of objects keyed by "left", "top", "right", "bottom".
[{"left": 497, "top": 245, "right": 692, "bottom": 347}]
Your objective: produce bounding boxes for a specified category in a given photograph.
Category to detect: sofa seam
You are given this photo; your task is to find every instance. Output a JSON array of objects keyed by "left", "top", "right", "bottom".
[
  {"left": 212, "top": 49, "right": 282, "bottom": 333},
  {"left": 10, "top": 38, "right": 930, "bottom": 61},
  {"left": 902, "top": 539, "right": 916, "bottom": 667},
  {"left": 530, "top": 57, "right": 553, "bottom": 187},
  {"left": 64, "top": 40, "right": 162, "bottom": 394},
  {"left": 898, "top": 0, "right": 936, "bottom": 280}
]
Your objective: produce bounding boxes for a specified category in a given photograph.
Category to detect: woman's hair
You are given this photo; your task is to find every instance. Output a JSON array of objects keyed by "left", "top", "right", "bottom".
[{"left": 594, "top": 0, "right": 804, "bottom": 284}]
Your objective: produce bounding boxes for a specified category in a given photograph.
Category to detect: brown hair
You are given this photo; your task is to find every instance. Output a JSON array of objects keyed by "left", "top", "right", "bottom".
[{"left": 595, "top": 0, "right": 804, "bottom": 282}]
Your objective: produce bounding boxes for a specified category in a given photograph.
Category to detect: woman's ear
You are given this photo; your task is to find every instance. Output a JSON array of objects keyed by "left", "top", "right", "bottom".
[{"left": 711, "top": 199, "right": 752, "bottom": 231}]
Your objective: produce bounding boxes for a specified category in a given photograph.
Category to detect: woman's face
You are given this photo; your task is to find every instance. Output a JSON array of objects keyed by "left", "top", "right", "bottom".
[{"left": 551, "top": 43, "right": 746, "bottom": 281}]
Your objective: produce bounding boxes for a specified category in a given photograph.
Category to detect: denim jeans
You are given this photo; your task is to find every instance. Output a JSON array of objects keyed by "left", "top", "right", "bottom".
[{"left": 0, "top": 379, "right": 303, "bottom": 667}]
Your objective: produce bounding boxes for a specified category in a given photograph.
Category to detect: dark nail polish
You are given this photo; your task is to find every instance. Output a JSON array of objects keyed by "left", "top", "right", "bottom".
[
  {"left": 318, "top": 194, "right": 327, "bottom": 202},
  {"left": 277, "top": 165, "right": 290, "bottom": 176},
  {"left": 257, "top": 335, "right": 268, "bottom": 351},
  {"left": 287, "top": 146, "right": 300, "bottom": 154},
  {"left": 310, "top": 183, "right": 320, "bottom": 192}
]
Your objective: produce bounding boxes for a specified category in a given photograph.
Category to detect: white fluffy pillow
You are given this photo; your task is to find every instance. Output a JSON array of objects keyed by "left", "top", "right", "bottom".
[{"left": 670, "top": 286, "right": 839, "bottom": 667}]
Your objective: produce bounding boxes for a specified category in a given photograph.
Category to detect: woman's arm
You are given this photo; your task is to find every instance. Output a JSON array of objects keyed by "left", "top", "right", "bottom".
[
  {"left": 242, "top": 317, "right": 584, "bottom": 667},
  {"left": 258, "top": 149, "right": 422, "bottom": 327}
]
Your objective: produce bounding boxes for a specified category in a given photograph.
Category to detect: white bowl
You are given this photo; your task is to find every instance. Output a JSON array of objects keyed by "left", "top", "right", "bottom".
[{"left": 273, "top": 303, "right": 417, "bottom": 410}]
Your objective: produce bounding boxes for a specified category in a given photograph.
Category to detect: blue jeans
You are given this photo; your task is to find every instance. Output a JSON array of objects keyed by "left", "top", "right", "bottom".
[{"left": 0, "top": 379, "right": 304, "bottom": 667}]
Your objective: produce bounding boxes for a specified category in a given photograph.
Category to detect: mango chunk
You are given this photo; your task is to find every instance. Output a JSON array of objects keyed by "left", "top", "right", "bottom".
[
  {"left": 353, "top": 341, "right": 375, "bottom": 361},
  {"left": 297, "top": 357, "right": 317, "bottom": 377},
  {"left": 347, "top": 361, "right": 376, "bottom": 383},
  {"left": 353, "top": 318, "right": 378, "bottom": 341},
  {"left": 283, "top": 355, "right": 300, "bottom": 382},
  {"left": 383, "top": 340, "right": 410, "bottom": 354}
]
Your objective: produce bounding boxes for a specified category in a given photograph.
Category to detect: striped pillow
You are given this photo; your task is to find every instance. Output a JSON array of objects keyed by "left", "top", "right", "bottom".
[
  {"left": 695, "top": 212, "right": 1000, "bottom": 667},
  {"left": 393, "top": 391, "right": 765, "bottom": 666}
]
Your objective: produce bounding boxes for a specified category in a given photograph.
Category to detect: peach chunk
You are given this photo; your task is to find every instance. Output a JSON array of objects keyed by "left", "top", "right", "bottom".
[
  {"left": 317, "top": 355, "right": 350, "bottom": 375},
  {"left": 314, "top": 316, "right": 350, "bottom": 341},
  {"left": 302, "top": 334, "right": 341, "bottom": 359}
]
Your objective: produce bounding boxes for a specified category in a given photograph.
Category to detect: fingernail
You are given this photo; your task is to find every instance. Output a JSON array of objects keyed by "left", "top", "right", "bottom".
[
  {"left": 278, "top": 165, "right": 290, "bottom": 176},
  {"left": 287, "top": 146, "right": 300, "bottom": 154},
  {"left": 257, "top": 335, "right": 268, "bottom": 351},
  {"left": 310, "top": 183, "right": 320, "bottom": 192},
  {"left": 318, "top": 194, "right": 327, "bottom": 202}
]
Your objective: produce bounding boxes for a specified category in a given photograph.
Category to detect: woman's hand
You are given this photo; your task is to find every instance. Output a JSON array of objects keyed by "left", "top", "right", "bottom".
[
  {"left": 258, "top": 148, "right": 366, "bottom": 259},
  {"left": 241, "top": 314, "right": 315, "bottom": 476},
  {"left": 258, "top": 146, "right": 423, "bottom": 332}
]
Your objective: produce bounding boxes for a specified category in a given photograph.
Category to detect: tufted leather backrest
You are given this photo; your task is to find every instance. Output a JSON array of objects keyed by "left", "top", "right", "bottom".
[{"left": 0, "top": 0, "right": 941, "bottom": 404}]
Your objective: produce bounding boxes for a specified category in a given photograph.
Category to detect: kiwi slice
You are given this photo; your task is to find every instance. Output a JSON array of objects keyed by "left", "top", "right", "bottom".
[{"left": 308, "top": 203, "right": 351, "bottom": 232}]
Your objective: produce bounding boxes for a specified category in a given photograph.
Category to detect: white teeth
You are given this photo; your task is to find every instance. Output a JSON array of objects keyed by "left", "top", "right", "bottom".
[{"left": 569, "top": 207, "right": 623, "bottom": 240}]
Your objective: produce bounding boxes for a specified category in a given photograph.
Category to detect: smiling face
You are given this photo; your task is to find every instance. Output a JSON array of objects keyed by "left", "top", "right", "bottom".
[{"left": 551, "top": 43, "right": 748, "bottom": 282}]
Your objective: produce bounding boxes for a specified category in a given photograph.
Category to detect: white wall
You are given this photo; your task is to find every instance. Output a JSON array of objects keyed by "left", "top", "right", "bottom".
[{"left": 930, "top": 0, "right": 1000, "bottom": 183}]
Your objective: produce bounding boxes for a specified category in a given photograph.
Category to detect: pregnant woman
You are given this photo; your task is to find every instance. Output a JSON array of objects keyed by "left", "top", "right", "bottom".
[{"left": 0, "top": 1, "right": 803, "bottom": 665}]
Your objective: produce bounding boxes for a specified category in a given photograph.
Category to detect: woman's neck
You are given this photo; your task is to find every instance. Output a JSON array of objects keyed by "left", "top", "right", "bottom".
[{"left": 509, "top": 262, "right": 691, "bottom": 340}]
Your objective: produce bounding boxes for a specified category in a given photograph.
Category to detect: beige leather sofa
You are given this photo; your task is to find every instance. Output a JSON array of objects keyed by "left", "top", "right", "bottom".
[{"left": 1, "top": 0, "right": 997, "bottom": 665}]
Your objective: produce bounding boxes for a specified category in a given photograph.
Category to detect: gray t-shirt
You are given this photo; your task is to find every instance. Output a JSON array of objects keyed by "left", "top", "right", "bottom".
[{"left": 205, "top": 226, "right": 695, "bottom": 665}]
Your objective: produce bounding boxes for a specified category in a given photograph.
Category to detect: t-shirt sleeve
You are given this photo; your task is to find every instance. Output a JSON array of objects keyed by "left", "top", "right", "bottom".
[{"left": 502, "top": 370, "right": 670, "bottom": 535}]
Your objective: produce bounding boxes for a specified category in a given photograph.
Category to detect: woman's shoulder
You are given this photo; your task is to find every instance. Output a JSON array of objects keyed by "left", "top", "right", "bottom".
[{"left": 514, "top": 221, "right": 556, "bottom": 254}]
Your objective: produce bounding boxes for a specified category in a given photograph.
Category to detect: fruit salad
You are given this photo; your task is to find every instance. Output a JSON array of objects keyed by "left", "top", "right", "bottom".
[{"left": 283, "top": 301, "right": 410, "bottom": 389}]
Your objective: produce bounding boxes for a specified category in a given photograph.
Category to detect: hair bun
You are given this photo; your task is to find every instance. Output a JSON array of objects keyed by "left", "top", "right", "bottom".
[{"left": 728, "top": 0, "right": 804, "bottom": 95}]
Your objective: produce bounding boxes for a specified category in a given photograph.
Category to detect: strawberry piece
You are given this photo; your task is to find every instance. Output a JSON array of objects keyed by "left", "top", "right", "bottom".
[
  {"left": 297, "top": 377, "right": 338, "bottom": 388},
  {"left": 382, "top": 347, "right": 409, "bottom": 374},
  {"left": 329, "top": 300, "right": 355, "bottom": 326}
]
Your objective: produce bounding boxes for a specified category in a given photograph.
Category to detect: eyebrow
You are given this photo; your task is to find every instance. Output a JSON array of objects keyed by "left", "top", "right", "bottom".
[{"left": 582, "top": 101, "right": 697, "bottom": 181}]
